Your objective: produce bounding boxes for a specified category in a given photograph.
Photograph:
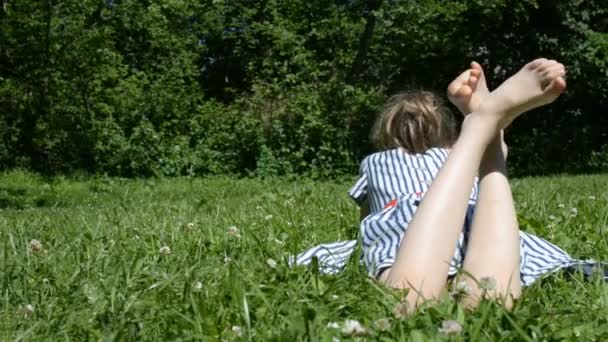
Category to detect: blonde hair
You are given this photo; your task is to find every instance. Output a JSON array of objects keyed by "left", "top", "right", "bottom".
[{"left": 371, "top": 91, "right": 457, "bottom": 153}]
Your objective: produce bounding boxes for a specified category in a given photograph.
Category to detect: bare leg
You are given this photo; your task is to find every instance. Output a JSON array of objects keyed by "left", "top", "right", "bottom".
[
  {"left": 446, "top": 62, "right": 522, "bottom": 307},
  {"left": 459, "top": 132, "right": 521, "bottom": 308},
  {"left": 379, "top": 59, "right": 567, "bottom": 308}
]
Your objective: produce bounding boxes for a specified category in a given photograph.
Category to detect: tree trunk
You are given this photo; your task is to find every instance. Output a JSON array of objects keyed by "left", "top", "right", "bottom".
[{"left": 347, "top": 0, "right": 383, "bottom": 83}]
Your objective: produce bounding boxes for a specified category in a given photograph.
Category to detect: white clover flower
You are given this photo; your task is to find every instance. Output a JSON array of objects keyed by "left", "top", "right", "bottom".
[
  {"left": 224, "top": 256, "right": 232, "bottom": 264},
  {"left": 264, "top": 214, "right": 273, "bottom": 221},
  {"left": 231, "top": 325, "right": 242, "bottom": 337},
  {"left": 558, "top": 203, "right": 565, "bottom": 209},
  {"left": 589, "top": 196, "right": 597, "bottom": 200},
  {"left": 186, "top": 222, "right": 195, "bottom": 231},
  {"left": 266, "top": 258, "right": 277, "bottom": 269},
  {"left": 374, "top": 317, "right": 391, "bottom": 332},
  {"left": 570, "top": 207, "right": 578, "bottom": 217},
  {"left": 548, "top": 215, "right": 556, "bottom": 221},
  {"left": 332, "top": 337, "right": 340, "bottom": 342},
  {"left": 455, "top": 281, "right": 472, "bottom": 296},
  {"left": 393, "top": 300, "right": 409, "bottom": 319},
  {"left": 256, "top": 205, "right": 263, "bottom": 211},
  {"left": 341, "top": 319, "right": 367, "bottom": 336},
  {"left": 478, "top": 276, "right": 496, "bottom": 290},
  {"left": 227, "top": 226, "right": 241, "bottom": 239},
  {"left": 193, "top": 281, "right": 203, "bottom": 290},
  {"left": 438, "top": 320, "right": 463, "bottom": 336},
  {"left": 159, "top": 246, "right": 171, "bottom": 255},
  {"left": 327, "top": 322, "right": 340, "bottom": 329},
  {"left": 29, "top": 239, "right": 42, "bottom": 253},
  {"left": 17, "top": 304, "right": 34, "bottom": 319},
  {"left": 520, "top": 201, "right": 528, "bottom": 208},
  {"left": 285, "top": 198, "right": 295, "bottom": 207}
]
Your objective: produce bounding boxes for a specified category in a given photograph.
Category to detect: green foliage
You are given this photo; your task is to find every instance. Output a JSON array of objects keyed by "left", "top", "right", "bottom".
[
  {"left": 1, "top": 171, "right": 608, "bottom": 339},
  {"left": 0, "top": 0, "right": 606, "bottom": 176}
]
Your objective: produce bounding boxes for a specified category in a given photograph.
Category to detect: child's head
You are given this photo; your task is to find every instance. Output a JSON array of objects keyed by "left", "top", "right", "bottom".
[{"left": 372, "top": 91, "right": 457, "bottom": 153}]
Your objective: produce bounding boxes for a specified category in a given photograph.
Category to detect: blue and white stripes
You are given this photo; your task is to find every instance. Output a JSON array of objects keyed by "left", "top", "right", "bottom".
[{"left": 295, "top": 148, "right": 585, "bottom": 286}]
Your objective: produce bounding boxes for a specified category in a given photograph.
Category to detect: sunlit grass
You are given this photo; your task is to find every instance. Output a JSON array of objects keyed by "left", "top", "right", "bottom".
[{"left": 1, "top": 170, "right": 607, "bottom": 340}]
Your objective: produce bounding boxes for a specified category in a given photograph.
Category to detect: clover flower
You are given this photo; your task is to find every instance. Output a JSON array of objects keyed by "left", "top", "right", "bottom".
[
  {"left": 478, "top": 276, "right": 496, "bottom": 290},
  {"left": 227, "top": 226, "right": 241, "bottom": 239},
  {"left": 341, "top": 319, "right": 367, "bottom": 336},
  {"left": 455, "top": 281, "right": 472, "bottom": 296},
  {"left": 327, "top": 322, "right": 340, "bottom": 329},
  {"left": 374, "top": 317, "right": 391, "bottom": 332},
  {"left": 159, "top": 246, "right": 171, "bottom": 255},
  {"left": 30, "top": 239, "right": 42, "bottom": 253},
  {"left": 231, "top": 325, "right": 242, "bottom": 337},
  {"left": 17, "top": 304, "right": 34, "bottom": 319},
  {"left": 439, "top": 320, "right": 462, "bottom": 336},
  {"left": 266, "top": 258, "right": 277, "bottom": 269},
  {"left": 393, "top": 300, "right": 410, "bottom": 319}
]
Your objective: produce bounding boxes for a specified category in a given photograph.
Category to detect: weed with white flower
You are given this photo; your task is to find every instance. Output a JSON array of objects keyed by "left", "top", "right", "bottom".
[
  {"left": 341, "top": 319, "right": 367, "bottom": 336},
  {"left": 374, "top": 318, "right": 391, "bottom": 332},
  {"left": 478, "top": 276, "right": 497, "bottom": 291},
  {"left": 30, "top": 239, "right": 42, "bottom": 253},
  {"left": 438, "top": 320, "right": 462, "bottom": 336},
  {"left": 227, "top": 226, "right": 241, "bottom": 239},
  {"left": 266, "top": 258, "right": 277, "bottom": 269}
]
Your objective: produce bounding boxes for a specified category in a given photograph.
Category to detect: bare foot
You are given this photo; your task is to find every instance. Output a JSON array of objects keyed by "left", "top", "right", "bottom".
[
  {"left": 476, "top": 58, "right": 566, "bottom": 130},
  {"left": 447, "top": 61, "right": 490, "bottom": 115}
]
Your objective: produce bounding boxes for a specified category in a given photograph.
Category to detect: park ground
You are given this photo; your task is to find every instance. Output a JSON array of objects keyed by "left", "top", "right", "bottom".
[{"left": 1, "top": 170, "right": 608, "bottom": 340}]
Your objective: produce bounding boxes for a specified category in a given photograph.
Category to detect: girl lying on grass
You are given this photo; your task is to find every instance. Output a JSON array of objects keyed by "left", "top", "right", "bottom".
[{"left": 296, "top": 58, "right": 605, "bottom": 310}]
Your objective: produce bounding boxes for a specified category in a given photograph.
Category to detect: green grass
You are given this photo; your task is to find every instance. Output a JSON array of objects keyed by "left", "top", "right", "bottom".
[{"left": 1, "top": 170, "right": 607, "bottom": 340}]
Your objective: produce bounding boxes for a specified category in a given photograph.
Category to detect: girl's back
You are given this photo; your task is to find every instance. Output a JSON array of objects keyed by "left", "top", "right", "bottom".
[{"left": 351, "top": 147, "right": 478, "bottom": 214}]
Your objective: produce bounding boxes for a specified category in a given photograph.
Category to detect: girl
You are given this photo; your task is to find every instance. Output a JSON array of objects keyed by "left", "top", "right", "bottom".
[{"left": 296, "top": 59, "right": 602, "bottom": 309}]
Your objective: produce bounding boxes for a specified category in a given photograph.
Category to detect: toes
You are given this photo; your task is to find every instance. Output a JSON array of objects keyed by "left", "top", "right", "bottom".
[
  {"left": 527, "top": 58, "right": 548, "bottom": 70},
  {"left": 537, "top": 59, "right": 560, "bottom": 72},
  {"left": 541, "top": 64, "right": 566, "bottom": 89},
  {"left": 542, "top": 64, "right": 565, "bottom": 78},
  {"left": 457, "top": 86, "right": 473, "bottom": 97},
  {"left": 447, "top": 70, "right": 472, "bottom": 95},
  {"left": 470, "top": 61, "right": 483, "bottom": 71},
  {"left": 546, "top": 76, "right": 567, "bottom": 95}
]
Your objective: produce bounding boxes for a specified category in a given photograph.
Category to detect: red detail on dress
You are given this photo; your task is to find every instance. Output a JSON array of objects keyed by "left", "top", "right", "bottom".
[{"left": 384, "top": 199, "right": 397, "bottom": 209}]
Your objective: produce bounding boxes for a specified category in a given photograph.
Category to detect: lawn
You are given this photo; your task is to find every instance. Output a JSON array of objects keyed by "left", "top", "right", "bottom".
[{"left": 1, "top": 170, "right": 607, "bottom": 340}]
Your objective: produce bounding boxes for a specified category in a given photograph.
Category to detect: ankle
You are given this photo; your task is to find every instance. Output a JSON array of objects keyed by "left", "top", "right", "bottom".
[{"left": 461, "top": 114, "right": 500, "bottom": 143}]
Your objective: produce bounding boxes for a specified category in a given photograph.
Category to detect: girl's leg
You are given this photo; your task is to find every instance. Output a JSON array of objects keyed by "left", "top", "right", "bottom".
[
  {"left": 459, "top": 131, "right": 522, "bottom": 308},
  {"left": 380, "top": 59, "right": 567, "bottom": 308},
  {"left": 449, "top": 62, "right": 520, "bottom": 306}
]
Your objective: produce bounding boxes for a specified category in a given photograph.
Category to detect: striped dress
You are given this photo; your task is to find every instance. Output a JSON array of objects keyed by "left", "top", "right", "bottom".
[{"left": 296, "top": 148, "right": 592, "bottom": 286}]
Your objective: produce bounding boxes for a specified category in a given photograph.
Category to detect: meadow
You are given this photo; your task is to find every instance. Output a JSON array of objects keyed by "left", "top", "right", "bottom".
[{"left": 1, "top": 170, "right": 607, "bottom": 341}]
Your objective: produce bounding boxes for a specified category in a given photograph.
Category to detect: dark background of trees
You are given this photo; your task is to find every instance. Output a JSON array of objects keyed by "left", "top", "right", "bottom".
[{"left": 0, "top": 0, "right": 606, "bottom": 178}]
